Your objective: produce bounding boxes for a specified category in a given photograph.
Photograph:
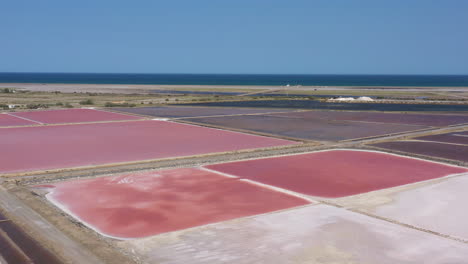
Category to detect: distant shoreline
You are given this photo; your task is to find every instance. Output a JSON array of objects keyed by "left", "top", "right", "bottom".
[
  {"left": 1, "top": 83, "right": 467, "bottom": 94},
  {"left": 1, "top": 73, "right": 468, "bottom": 88}
]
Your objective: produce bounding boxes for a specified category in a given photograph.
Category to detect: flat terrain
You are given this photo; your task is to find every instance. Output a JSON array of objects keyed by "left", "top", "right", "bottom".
[
  {"left": 10, "top": 108, "right": 142, "bottom": 124},
  {"left": 112, "top": 105, "right": 297, "bottom": 118},
  {"left": 0, "top": 113, "right": 296, "bottom": 174},
  {"left": 0, "top": 113, "right": 37, "bottom": 127},
  {"left": 416, "top": 131, "right": 468, "bottom": 144},
  {"left": 2, "top": 83, "right": 468, "bottom": 93},
  {"left": 372, "top": 141, "right": 468, "bottom": 163},
  {"left": 43, "top": 168, "right": 309, "bottom": 239},
  {"left": 0, "top": 88, "right": 263, "bottom": 110},
  {"left": 270, "top": 110, "right": 468, "bottom": 126},
  {"left": 206, "top": 150, "right": 467, "bottom": 198},
  {"left": 0, "top": 211, "right": 62, "bottom": 264},
  {"left": 183, "top": 99, "right": 468, "bottom": 111},
  {"left": 121, "top": 204, "right": 468, "bottom": 264},
  {"left": 335, "top": 174, "right": 468, "bottom": 241},
  {"left": 1, "top": 100, "right": 468, "bottom": 264},
  {"left": 2, "top": 83, "right": 468, "bottom": 112},
  {"left": 183, "top": 112, "right": 430, "bottom": 141}
]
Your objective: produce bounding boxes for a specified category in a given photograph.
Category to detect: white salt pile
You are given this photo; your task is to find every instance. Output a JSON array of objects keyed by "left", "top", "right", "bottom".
[
  {"left": 327, "top": 96, "right": 374, "bottom": 102},
  {"left": 357, "top": 96, "right": 374, "bottom": 101},
  {"left": 328, "top": 97, "right": 355, "bottom": 102}
]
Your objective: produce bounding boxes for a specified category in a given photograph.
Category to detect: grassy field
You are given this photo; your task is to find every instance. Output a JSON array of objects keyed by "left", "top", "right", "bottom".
[
  {"left": 0, "top": 89, "right": 302, "bottom": 110},
  {"left": 174, "top": 87, "right": 468, "bottom": 99},
  {"left": 1, "top": 86, "right": 466, "bottom": 111}
]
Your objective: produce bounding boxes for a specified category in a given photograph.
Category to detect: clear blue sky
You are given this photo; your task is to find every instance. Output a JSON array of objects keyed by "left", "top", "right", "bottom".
[{"left": 2, "top": 0, "right": 467, "bottom": 74}]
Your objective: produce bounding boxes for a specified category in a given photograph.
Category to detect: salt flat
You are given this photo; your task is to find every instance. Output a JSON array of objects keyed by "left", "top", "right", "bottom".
[
  {"left": 120, "top": 204, "right": 468, "bottom": 264},
  {"left": 335, "top": 174, "right": 468, "bottom": 242}
]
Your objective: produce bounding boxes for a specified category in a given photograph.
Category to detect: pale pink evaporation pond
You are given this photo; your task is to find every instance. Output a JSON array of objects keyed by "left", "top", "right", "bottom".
[
  {"left": 10, "top": 108, "right": 142, "bottom": 124},
  {"left": 0, "top": 120, "right": 297, "bottom": 174},
  {"left": 0, "top": 113, "right": 37, "bottom": 126}
]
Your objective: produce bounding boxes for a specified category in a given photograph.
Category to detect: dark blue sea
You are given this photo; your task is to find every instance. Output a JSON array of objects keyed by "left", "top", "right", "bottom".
[{"left": 1, "top": 73, "right": 468, "bottom": 87}]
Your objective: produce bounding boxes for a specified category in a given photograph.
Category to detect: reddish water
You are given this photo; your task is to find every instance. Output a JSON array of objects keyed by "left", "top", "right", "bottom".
[
  {"left": 206, "top": 150, "right": 468, "bottom": 198},
  {"left": 10, "top": 108, "right": 141, "bottom": 124},
  {"left": 0, "top": 120, "right": 296, "bottom": 174},
  {"left": 0, "top": 114, "right": 36, "bottom": 127},
  {"left": 46, "top": 168, "right": 309, "bottom": 239}
]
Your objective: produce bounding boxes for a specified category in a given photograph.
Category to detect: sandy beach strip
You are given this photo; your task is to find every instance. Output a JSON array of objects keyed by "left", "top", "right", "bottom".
[{"left": 1, "top": 83, "right": 468, "bottom": 94}]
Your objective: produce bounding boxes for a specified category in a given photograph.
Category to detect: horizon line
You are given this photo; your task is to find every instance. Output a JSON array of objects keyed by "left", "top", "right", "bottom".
[{"left": 1, "top": 72, "right": 468, "bottom": 77}]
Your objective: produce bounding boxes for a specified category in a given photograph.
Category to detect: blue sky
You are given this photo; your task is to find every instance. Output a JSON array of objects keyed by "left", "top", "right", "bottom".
[{"left": 2, "top": 0, "right": 467, "bottom": 74}]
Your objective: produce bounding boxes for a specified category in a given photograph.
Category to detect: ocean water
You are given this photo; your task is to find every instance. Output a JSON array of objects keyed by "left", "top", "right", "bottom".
[{"left": 1, "top": 73, "right": 468, "bottom": 87}]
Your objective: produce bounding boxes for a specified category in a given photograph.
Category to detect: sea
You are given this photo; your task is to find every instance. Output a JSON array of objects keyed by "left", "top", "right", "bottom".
[{"left": 1, "top": 73, "right": 468, "bottom": 87}]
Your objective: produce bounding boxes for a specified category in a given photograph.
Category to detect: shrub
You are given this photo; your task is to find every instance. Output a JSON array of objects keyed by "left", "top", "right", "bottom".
[
  {"left": 79, "top": 99, "right": 94, "bottom": 105},
  {"left": 65, "top": 103, "right": 73, "bottom": 108},
  {"left": 104, "top": 102, "right": 136, "bottom": 107},
  {"left": 26, "top": 103, "right": 49, "bottom": 109}
]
